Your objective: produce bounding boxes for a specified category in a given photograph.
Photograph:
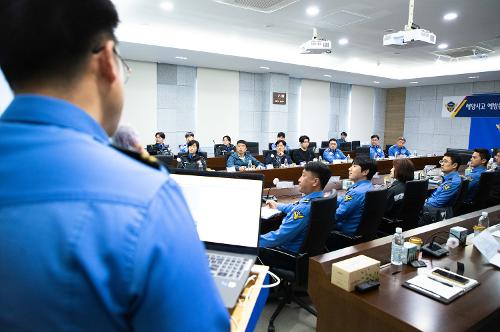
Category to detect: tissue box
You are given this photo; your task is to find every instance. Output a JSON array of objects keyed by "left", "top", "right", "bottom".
[
  {"left": 331, "top": 255, "right": 380, "bottom": 292},
  {"left": 450, "top": 226, "right": 467, "bottom": 246}
]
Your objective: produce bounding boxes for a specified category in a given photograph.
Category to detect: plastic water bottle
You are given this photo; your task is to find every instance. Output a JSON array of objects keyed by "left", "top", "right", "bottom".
[
  {"left": 346, "top": 154, "right": 351, "bottom": 162},
  {"left": 478, "top": 212, "right": 490, "bottom": 228},
  {"left": 247, "top": 159, "right": 252, "bottom": 169},
  {"left": 465, "top": 162, "right": 472, "bottom": 177},
  {"left": 197, "top": 160, "right": 203, "bottom": 171},
  {"left": 391, "top": 227, "right": 404, "bottom": 265},
  {"left": 318, "top": 155, "right": 323, "bottom": 163},
  {"left": 284, "top": 157, "right": 289, "bottom": 168}
]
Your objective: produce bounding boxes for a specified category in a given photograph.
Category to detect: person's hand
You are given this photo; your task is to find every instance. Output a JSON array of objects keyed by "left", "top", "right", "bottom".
[
  {"left": 266, "top": 200, "right": 277, "bottom": 209},
  {"left": 239, "top": 166, "right": 246, "bottom": 171}
]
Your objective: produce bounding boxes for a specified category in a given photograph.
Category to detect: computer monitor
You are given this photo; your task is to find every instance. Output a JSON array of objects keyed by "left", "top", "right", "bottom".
[{"left": 169, "top": 170, "right": 263, "bottom": 248}]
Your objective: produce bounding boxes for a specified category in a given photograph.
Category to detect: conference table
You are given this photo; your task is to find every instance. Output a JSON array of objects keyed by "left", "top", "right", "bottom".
[{"left": 308, "top": 206, "right": 500, "bottom": 332}]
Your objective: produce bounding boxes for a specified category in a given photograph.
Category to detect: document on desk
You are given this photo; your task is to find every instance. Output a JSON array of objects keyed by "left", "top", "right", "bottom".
[
  {"left": 403, "top": 268, "right": 479, "bottom": 304},
  {"left": 471, "top": 230, "right": 500, "bottom": 268},
  {"left": 260, "top": 207, "right": 281, "bottom": 219}
]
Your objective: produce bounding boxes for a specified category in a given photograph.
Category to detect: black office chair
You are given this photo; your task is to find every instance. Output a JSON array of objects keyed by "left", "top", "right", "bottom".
[
  {"left": 385, "top": 144, "right": 392, "bottom": 154},
  {"left": 246, "top": 141, "right": 260, "bottom": 155},
  {"left": 320, "top": 141, "right": 329, "bottom": 148},
  {"left": 177, "top": 151, "right": 208, "bottom": 159},
  {"left": 261, "top": 195, "right": 336, "bottom": 332},
  {"left": 460, "top": 172, "right": 499, "bottom": 214},
  {"left": 327, "top": 189, "right": 387, "bottom": 251},
  {"left": 268, "top": 142, "right": 273, "bottom": 150},
  {"left": 308, "top": 142, "right": 317, "bottom": 150},
  {"left": 451, "top": 178, "right": 470, "bottom": 217},
  {"left": 214, "top": 144, "right": 233, "bottom": 157},
  {"left": 351, "top": 141, "right": 361, "bottom": 150},
  {"left": 155, "top": 155, "right": 174, "bottom": 168},
  {"left": 319, "top": 148, "right": 326, "bottom": 158},
  {"left": 355, "top": 146, "right": 370, "bottom": 158},
  {"left": 379, "top": 180, "right": 428, "bottom": 235}
]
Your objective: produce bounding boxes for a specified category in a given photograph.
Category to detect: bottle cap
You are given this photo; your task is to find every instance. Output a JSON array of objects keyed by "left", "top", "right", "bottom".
[
  {"left": 396, "top": 227, "right": 402, "bottom": 233},
  {"left": 481, "top": 212, "right": 488, "bottom": 217}
]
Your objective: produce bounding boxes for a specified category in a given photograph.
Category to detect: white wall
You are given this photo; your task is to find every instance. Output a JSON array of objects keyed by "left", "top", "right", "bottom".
[
  {"left": 350, "top": 85, "right": 375, "bottom": 144},
  {"left": 299, "top": 79, "right": 330, "bottom": 144},
  {"left": 196, "top": 68, "right": 239, "bottom": 150},
  {"left": 0, "top": 69, "right": 13, "bottom": 113},
  {"left": 120, "top": 60, "right": 157, "bottom": 146}
]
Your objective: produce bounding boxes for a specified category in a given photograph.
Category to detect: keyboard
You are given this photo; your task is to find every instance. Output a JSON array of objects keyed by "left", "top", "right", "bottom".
[{"left": 207, "top": 253, "right": 246, "bottom": 280}]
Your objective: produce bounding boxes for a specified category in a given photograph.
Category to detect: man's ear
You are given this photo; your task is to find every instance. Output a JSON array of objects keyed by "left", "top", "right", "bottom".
[
  {"left": 361, "top": 168, "right": 369, "bottom": 176},
  {"left": 96, "top": 40, "right": 119, "bottom": 84}
]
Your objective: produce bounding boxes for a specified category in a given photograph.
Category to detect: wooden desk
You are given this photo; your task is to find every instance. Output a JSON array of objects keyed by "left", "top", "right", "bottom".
[
  {"left": 251, "top": 156, "right": 441, "bottom": 187},
  {"left": 230, "top": 264, "right": 269, "bottom": 332},
  {"left": 308, "top": 205, "right": 500, "bottom": 332}
]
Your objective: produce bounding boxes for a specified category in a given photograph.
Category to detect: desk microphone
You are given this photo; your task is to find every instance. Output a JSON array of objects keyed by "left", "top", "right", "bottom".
[
  {"left": 262, "top": 178, "right": 279, "bottom": 203},
  {"left": 421, "top": 231, "right": 461, "bottom": 258}
]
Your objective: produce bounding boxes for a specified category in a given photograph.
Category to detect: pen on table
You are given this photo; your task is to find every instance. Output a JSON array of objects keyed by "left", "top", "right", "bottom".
[{"left": 428, "top": 276, "right": 453, "bottom": 287}]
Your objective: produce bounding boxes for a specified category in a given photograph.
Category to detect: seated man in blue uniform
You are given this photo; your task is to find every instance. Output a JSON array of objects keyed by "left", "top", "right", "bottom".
[
  {"left": 323, "top": 138, "right": 347, "bottom": 163},
  {"left": 179, "top": 131, "right": 194, "bottom": 153},
  {"left": 420, "top": 153, "right": 462, "bottom": 224},
  {"left": 464, "top": 148, "right": 489, "bottom": 204},
  {"left": 265, "top": 140, "right": 292, "bottom": 167},
  {"left": 291, "top": 135, "right": 315, "bottom": 164},
  {"left": 177, "top": 140, "right": 207, "bottom": 170},
  {"left": 369, "top": 134, "right": 385, "bottom": 159},
  {"left": 149, "top": 131, "right": 173, "bottom": 155},
  {"left": 337, "top": 131, "right": 348, "bottom": 144},
  {"left": 227, "top": 139, "right": 264, "bottom": 171},
  {"left": 388, "top": 136, "right": 411, "bottom": 158},
  {"left": 0, "top": 1, "right": 228, "bottom": 330},
  {"left": 259, "top": 162, "right": 332, "bottom": 253},
  {"left": 271, "top": 131, "right": 290, "bottom": 151},
  {"left": 335, "top": 157, "right": 377, "bottom": 235}
]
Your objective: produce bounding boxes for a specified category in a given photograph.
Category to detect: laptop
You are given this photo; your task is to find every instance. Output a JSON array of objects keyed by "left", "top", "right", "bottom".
[{"left": 169, "top": 169, "right": 263, "bottom": 308}]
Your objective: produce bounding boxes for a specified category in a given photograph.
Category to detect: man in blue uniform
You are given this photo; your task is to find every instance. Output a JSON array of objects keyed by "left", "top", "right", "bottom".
[
  {"left": 388, "top": 137, "right": 411, "bottom": 157},
  {"left": 271, "top": 131, "right": 290, "bottom": 151},
  {"left": 227, "top": 139, "right": 264, "bottom": 171},
  {"left": 260, "top": 162, "right": 331, "bottom": 252},
  {"left": 335, "top": 157, "right": 377, "bottom": 235},
  {"left": 369, "top": 134, "right": 385, "bottom": 159},
  {"left": 0, "top": 1, "right": 228, "bottom": 331},
  {"left": 464, "top": 148, "right": 489, "bottom": 203},
  {"left": 337, "top": 131, "right": 348, "bottom": 144},
  {"left": 421, "top": 153, "right": 462, "bottom": 224},
  {"left": 179, "top": 131, "right": 194, "bottom": 153},
  {"left": 323, "top": 138, "right": 347, "bottom": 163}
]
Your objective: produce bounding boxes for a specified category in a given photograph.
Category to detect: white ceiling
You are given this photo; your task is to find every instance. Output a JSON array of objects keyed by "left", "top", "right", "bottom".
[{"left": 113, "top": 0, "right": 500, "bottom": 88}]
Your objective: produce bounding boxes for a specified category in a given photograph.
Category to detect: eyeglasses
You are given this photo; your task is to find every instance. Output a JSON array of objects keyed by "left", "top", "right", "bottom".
[
  {"left": 439, "top": 159, "right": 452, "bottom": 165},
  {"left": 91, "top": 45, "right": 131, "bottom": 84}
]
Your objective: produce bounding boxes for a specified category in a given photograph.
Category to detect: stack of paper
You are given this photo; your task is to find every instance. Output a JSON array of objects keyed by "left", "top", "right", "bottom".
[
  {"left": 472, "top": 230, "right": 500, "bottom": 268},
  {"left": 260, "top": 207, "right": 281, "bottom": 219}
]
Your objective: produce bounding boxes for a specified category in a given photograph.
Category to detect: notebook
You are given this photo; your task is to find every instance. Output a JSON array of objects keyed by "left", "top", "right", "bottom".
[{"left": 169, "top": 169, "right": 263, "bottom": 308}]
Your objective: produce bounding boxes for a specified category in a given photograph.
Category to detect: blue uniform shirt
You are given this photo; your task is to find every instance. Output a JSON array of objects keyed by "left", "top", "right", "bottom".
[
  {"left": 226, "top": 152, "right": 263, "bottom": 170},
  {"left": 369, "top": 145, "right": 385, "bottom": 159},
  {"left": 322, "top": 148, "right": 346, "bottom": 163},
  {"left": 179, "top": 143, "right": 188, "bottom": 153},
  {"left": 464, "top": 166, "right": 487, "bottom": 203},
  {"left": 425, "top": 171, "right": 462, "bottom": 208},
  {"left": 388, "top": 145, "right": 411, "bottom": 157},
  {"left": 0, "top": 95, "right": 229, "bottom": 331},
  {"left": 335, "top": 180, "right": 374, "bottom": 235},
  {"left": 259, "top": 191, "right": 324, "bottom": 253}
]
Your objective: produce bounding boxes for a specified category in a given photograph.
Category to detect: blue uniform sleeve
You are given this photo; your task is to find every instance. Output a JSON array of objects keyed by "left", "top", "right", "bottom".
[
  {"left": 369, "top": 147, "right": 376, "bottom": 159},
  {"left": 259, "top": 205, "right": 310, "bottom": 249},
  {"left": 388, "top": 146, "right": 396, "bottom": 157},
  {"left": 339, "top": 150, "right": 346, "bottom": 159},
  {"left": 250, "top": 155, "right": 263, "bottom": 167},
  {"left": 403, "top": 148, "right": 411, "bottom": 156},
  {"left": 323, "top": 149, "right": 333, "bottom": 163},
  {"left": 226, "top": 155, "right": 240, "bottom": 170},
  {"left": 335, "top": 191, "right": 361, "bottom": 224},
  {"left": 130, "top": 180, "right": 229, "bottom": 331},
  {"left": 426, "top": 179, "right": 461, "bottom": 208},
  {"left": 277, "top": 202, "right": 294, "bottom": 215}
]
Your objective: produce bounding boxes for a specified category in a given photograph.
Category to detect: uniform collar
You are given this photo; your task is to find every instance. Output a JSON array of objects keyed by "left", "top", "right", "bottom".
[
  {"left": 1, "top": 94, "right": 108, "bottom": 143},
  {"left": 472, "top": 165, "right": 486, "bottom": 172},
  {"left": 370, "top": 145, "right": 380, "bottom": 149},
  {"left": 300, "top": 191, "right": 324, "bottom": 202},
  {"left": 352, "top": 179, "right": 371, "bottom": 188},
  {"left": 443, "top": 171, "right": 459, "bottom": 181}
]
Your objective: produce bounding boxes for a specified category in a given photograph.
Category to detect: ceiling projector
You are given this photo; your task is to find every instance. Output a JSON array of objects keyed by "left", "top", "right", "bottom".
[
  {"left": 300, "top": 28, "right": 332, "bottom": 54},
  {"left": 383, "top": 0, "right": 436, "bottom": 48}
]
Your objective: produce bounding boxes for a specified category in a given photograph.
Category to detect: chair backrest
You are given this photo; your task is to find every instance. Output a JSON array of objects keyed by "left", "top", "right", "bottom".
[
  {"left": 355, "top": 189, "right": 388, "bottom": 241},
  {"left": 446, "top": 148, "right": 473, "bottom": 165},
  {"left": 321, "top": 141, "right": 329, "bottom": 148},
  {"left": 339, "top": 142, "right": 352, "bottom": 151},
  {"left": 351, "top": 141, "right": 361, "bottom": 150},
  {"left": 246, "top": 141, "right": 259, "bottom": 155},
  {"left": 399, "top": 180, "right": 428, "bottom": 231},
  {"left": 308, "top": 142, "right": 317, "bottom": 150},
  {"left": 356, "top": 146, "right": 370, "bottom": 158},
  {"left": 474, "top": 171, "right": 499, "bottom": 209},
  {"left": 319, "top": 148, "right": 326, "bottom": 157},
  {"left": 300, "top": 195, "right": 337, "bottom": 257},
  {"left": 214, "top": 144, "right": 232, "bottom": 156},
  {"left": 262, "top": 149, "right": 273, "bottom": 159},
  {"left": 268, "top": 142, "right": 273, "bottom": 150},
  {"left": 452, "top": 178, "right": 470, "bottom": 217},
  {"left": 155, "top": 155, "right": 174, "bottom": 168},
  {"left": 177, "top": 152, "right": 207, "bottom": 159},
  {"left": 385, "top": 144, "right": 392, "bottom": 153}
]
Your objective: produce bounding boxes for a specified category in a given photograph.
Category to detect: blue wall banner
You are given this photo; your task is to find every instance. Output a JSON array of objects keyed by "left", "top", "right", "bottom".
[
  {"left": 442, "top": 93, "right": 500, "bottom": 118},
  {"left": 468, "top": 117, "right": 500, "bottom": 151}
]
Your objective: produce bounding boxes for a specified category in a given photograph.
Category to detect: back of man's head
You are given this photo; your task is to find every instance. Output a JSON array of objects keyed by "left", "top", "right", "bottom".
[
  {"left": 304, "top": 162, "right": 331, "bottom": 190},
  {"left": 353, "top": 157, "right": 377, "bottom": 180},
  {"left": 0, "top": 0, "right": 119, "bottom": 90}
]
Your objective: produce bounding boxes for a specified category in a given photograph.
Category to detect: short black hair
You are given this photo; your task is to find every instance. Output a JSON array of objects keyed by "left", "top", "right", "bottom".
[
  {"left": 329, "top": 138, "right": 337, "bottom": 143},
  {"left": 341, "top": 132, "right": 347, "bottom": 137},
  {"left": 352, "top": 157, "right": 377, "bottom": 180},
  {"left": 187, "top": 139, "right": 199, "bottom": 152},
  {"left": 0, "top": 0, "right": 119, "bottom": 90},
  {"left": 275, "top": 140, "right": 287, "bottom": 147},
  {"left": 443, "top": 152, "right": 461, "bottom": 169},
  {"left": 304, "top": 162, "right": 331, "bottom": 190},
  {"left": 223, "top": 135, "right": 231, "bottom": 142},
  {"left": 299, "top": 135, "right": 310, "bottom": 143},
  {"left": 155, "top": 132, "right": 165, "bottom": 139},
  {"left": 236, "top": 140, "right": 247, "bottom": 146},
  {"left": 277, "top": 132, "right": 285, "bottom": 138},
  {"left": 185, "top": 132, "right": 194, "bottom": 138},
  {"left": 474, "top": 148, "right": 490, "bottom": 165},
  {"left": 371, "top": 134, "right": 380, "bottom": 140}
]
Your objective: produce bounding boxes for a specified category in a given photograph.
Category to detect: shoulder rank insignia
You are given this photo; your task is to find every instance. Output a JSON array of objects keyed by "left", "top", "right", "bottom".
[
  {"left": 443, "top": 184, "right": 451, "bottom": 191},
  {"left": 302, "top": 199, "right": 310, "bottom": 203},
  {"left": 293, "top": 210, "right": 304, "bottom": 220},
  {"left": 112, "top": 145, "right": 162, "bottom": 170},
  {"left": 344, "top": 194, "right": 352, "bottom": 202}
]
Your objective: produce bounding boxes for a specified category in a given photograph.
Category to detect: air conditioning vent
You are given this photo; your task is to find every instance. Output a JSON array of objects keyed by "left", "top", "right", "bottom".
[
  {"left": 433, "top": 45, "right": 493, "bottom": 59},
  {"left": 213, "top": 0, "right": 299, "bottom": 13}
]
